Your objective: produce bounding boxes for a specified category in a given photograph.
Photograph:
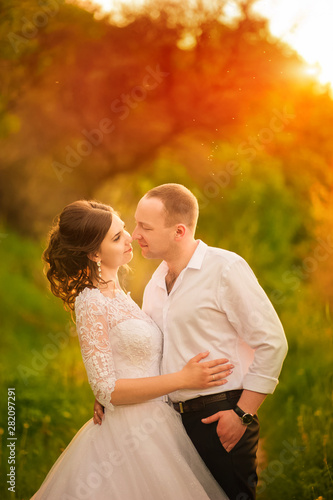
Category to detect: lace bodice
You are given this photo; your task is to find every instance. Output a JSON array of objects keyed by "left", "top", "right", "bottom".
[{"left": 75, "top": 288, "right": 162, "bottom": 410}]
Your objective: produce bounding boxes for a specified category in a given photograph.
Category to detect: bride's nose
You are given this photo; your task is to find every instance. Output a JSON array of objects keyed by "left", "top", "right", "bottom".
[{"left": 126, "top": 231, "right": 133, "bottom": 243}]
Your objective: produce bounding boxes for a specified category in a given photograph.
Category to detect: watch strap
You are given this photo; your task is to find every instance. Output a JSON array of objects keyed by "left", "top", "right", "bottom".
[{"left": 233, "top": 405, "right": 254, "bottom": 425}]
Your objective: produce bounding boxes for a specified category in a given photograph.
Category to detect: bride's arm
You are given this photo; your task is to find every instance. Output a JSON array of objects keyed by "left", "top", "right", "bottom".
[
  {"left": 110, "top": 351, "right": 232, "bottom": 405},
  {"left": 93, "top": 354, "right": 232, "bottom": 423}
]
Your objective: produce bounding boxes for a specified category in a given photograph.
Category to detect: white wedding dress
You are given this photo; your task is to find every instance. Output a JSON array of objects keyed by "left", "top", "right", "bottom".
[{"left": 32, "top": 287, "right": 228, "bottom": 500}]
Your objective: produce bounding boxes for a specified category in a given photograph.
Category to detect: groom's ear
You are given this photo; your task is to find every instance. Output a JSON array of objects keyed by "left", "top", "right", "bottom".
[{"left": 174, "top": 225, "right": 186, "bottom": 239}]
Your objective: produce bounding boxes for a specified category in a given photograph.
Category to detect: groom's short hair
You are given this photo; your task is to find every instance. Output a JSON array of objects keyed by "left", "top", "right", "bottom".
[{"left": 144, "top": 183, "right": 199, "bottom": 232}]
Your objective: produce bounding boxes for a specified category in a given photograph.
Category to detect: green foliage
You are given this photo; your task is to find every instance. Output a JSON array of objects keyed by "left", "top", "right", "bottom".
[{"left": 0, "top": 230, "right": 93, "bottom": 499}]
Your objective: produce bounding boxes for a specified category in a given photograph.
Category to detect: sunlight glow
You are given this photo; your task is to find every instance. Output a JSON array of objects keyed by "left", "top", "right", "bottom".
[
  {"left": 83, "top": 0, "right": 333, "bottom": 90},
  {"left": 253, "top": 0, "right": 333, "bottom": 88}
]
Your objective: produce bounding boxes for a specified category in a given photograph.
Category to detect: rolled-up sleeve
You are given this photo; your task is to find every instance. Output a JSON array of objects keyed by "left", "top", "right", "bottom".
[{"left": 221, "top": 258, "right": 288, "bottom": 394}]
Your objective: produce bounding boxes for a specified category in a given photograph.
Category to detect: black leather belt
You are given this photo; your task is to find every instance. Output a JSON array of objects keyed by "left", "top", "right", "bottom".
[{"left": 173, "top": 390, "right": 242, "bottom": 414}]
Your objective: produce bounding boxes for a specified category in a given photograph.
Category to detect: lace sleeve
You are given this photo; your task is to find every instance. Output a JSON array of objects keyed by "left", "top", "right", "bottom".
[{"left": 75, "top": 290, "right": 116, "bottom": 411}]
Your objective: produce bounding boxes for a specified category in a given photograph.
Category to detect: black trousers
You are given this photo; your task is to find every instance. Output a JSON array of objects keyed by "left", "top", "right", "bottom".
[{"left": 180, "top": 397, "right": 260, "bottom": 500}]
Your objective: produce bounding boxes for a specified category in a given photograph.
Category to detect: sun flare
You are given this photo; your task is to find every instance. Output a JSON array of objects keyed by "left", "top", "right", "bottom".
[{"left": 253, "top": 0, "right": 333, "bottom": 88}]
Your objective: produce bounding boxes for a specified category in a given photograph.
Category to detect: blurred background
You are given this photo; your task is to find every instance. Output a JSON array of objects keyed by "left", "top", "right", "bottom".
[{"left": 0, "top": 0, "right": 332, "bottom": 498}]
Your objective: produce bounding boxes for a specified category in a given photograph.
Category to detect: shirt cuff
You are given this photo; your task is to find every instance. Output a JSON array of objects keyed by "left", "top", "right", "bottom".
[{"left": 243, "top": 373, "right": 279, "bottom": 394}]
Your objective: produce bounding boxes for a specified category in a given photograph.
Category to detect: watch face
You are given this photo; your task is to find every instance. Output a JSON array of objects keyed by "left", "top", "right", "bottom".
[{"left": 242, "top": 413, "right": 254, "bottom": 425}]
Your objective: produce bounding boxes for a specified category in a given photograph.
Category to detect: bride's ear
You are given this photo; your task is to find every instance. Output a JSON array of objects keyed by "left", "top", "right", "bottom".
[{"left": 88, "top": 252, "right": 99, "bottom": 263}]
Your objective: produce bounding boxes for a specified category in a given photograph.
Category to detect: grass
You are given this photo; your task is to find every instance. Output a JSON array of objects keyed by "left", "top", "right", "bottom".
[
  {"left": 257, "top": 294, "right": 333, "bottom": 500},
  {"left": 0, "top": 229, "right": 332, "bottom": 499}
]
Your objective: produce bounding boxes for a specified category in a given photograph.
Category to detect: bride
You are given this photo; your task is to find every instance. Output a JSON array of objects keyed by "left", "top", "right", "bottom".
[{"left": 32, "top": 200, "right": 231, "bottom": 499}]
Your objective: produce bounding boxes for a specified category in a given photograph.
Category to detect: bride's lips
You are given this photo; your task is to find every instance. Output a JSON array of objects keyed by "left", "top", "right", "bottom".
[{"left": 124, "top": 247, "right": 133, "bottom": 253}]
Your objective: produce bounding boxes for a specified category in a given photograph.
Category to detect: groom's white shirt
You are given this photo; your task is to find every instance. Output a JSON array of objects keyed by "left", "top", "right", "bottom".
[{"left": 142, "top": 240, "right": 288, "bottom": 403}]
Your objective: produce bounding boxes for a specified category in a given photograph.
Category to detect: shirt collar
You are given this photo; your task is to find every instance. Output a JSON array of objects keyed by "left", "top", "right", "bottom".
[
  {"left": 186, "top": 240, "right": 207, "bottom": 270},
  {"left": 151, "top": 240, "right": 207, "bottom": 288}
]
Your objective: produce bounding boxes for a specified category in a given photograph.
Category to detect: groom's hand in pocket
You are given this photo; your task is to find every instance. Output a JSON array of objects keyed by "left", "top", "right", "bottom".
[
  {"left": 93, "top": 399, "right": 105, "bottom": 425},
  {"left": 201, "top": 410, "right": 246, "bottom": 452}
]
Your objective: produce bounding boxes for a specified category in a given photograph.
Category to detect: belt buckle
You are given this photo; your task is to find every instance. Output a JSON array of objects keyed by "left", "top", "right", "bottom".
[{"left": 179, "top": 402, "right": 184, "bottom": 414}]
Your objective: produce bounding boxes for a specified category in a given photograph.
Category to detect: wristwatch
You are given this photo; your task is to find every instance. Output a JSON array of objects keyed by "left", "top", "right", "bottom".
[{"left": 233, "top": 405, "right": 254, "bottom": 425}]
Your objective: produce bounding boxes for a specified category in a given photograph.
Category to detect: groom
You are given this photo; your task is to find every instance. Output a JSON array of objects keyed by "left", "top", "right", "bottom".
[{"left": 94, "top": 183, "right": 288, "bottom": 499}]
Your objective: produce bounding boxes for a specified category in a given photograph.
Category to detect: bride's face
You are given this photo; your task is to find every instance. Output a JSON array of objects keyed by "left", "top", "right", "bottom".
[{"left": 97, "top": 215, "right": 133, "bottom": 271}]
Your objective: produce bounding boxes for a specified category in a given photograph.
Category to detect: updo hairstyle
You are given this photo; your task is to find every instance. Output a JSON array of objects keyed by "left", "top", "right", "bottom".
[{"left": 43, "top": 200, "right": 115, "bottom": 310}]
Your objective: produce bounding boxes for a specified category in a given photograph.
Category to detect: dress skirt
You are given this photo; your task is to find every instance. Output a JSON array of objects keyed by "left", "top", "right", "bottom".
[{"left": 32, "top": 401, "right": 228, "bottom": 500}]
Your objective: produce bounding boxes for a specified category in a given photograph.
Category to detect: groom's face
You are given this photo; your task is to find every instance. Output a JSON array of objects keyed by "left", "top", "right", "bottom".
[{"left": 132, "top": 197, "right": 176, "bottom": 259}]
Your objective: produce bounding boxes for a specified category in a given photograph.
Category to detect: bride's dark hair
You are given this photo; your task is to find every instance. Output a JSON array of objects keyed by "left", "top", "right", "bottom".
[{"left": 43, "top": 200, "right": 115, "bottom": 311}]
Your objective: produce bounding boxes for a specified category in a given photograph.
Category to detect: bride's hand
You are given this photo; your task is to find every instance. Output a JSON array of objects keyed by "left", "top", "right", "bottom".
[
  {"left": 179, "top": 351, "right": 233, "bottom": 390},
  {"left": 93, "top": 399, "right": 105, "bottom": 425}
]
